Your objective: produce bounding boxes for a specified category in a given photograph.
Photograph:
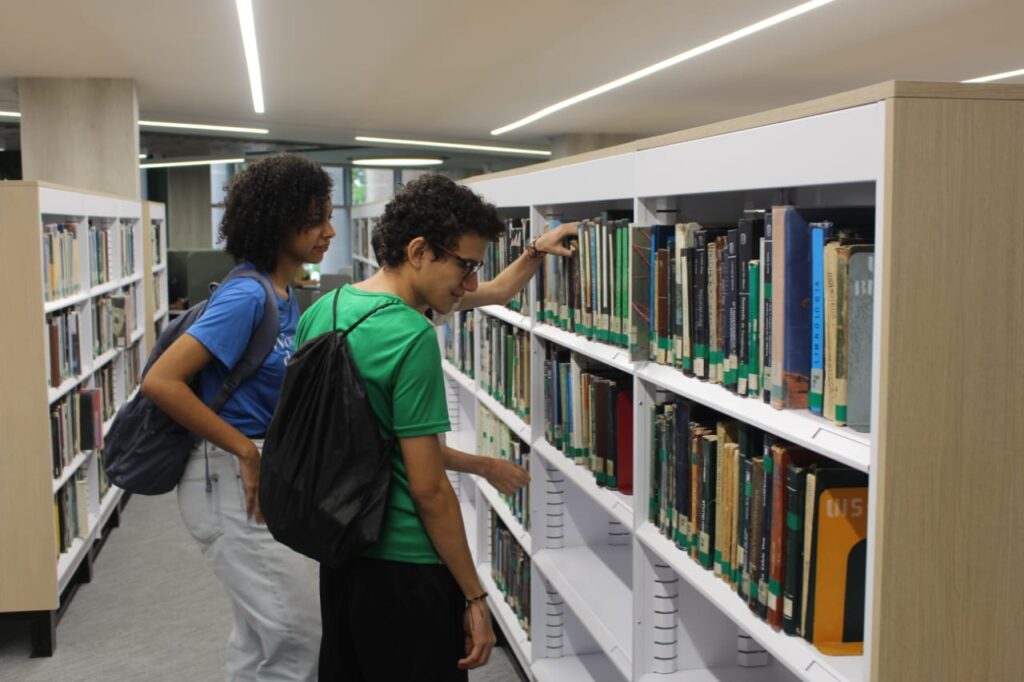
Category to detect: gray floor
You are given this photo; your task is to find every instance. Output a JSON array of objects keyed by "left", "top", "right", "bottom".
[{"left": 0, "top": 494, "right": 523, "bottom": 681}]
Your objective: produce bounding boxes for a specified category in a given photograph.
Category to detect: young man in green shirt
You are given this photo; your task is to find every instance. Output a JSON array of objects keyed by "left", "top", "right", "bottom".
[{"left": 296, "top": 174, "right": 507, "bottom": 680}]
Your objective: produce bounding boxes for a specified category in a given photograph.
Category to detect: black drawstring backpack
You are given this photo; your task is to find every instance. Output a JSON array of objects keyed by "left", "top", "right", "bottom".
[{"left": 259, "top": 289, "right": 397, "bottom": 567}]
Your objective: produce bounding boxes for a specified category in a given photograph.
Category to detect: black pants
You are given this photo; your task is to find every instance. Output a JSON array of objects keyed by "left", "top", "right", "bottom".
[{"left": 319, "top": 558, "right": 469, "bottom": 682}]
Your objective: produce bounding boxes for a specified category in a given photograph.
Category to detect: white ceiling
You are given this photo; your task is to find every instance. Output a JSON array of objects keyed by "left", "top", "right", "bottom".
[{"left": 0, "top": 0, "right": 1022, "bottom": 151}]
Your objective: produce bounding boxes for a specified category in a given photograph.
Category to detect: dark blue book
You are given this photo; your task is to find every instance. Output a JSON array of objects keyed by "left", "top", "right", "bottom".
[{"left": 771, "top": 206, "right": 812, "bottom": 410}]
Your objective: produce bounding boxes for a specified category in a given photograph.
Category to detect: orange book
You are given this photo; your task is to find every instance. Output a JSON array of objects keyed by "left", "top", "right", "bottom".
[{"left": 804, "top": 468, "right": 868, "bottom": 654}]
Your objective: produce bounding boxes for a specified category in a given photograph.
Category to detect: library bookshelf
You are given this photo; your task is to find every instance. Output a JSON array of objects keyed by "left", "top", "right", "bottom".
[
  {"left": 0, "top": 181, "right": 166, "bottom": 655},
  {"left": 353, "top": 82, "right": 1024, "bottom": 681},
  {"left": 351, "top": 200, "right": 383, "bottom": 282},
  {"left": 143, "top": 201, "right": 169, "bottom": 345}
]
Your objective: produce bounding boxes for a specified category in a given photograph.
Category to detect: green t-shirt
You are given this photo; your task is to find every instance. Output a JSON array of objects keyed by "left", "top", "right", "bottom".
[{"left": 294, "top": 285, "right": 450, "bottom": 564}]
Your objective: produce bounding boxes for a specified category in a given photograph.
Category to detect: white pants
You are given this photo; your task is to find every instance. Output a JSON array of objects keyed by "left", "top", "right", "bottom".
[{"left": 178, "top": 442, "right": 321, "bottom": 682}]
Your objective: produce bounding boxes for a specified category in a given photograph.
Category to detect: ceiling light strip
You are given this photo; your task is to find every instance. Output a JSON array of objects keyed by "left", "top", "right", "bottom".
[
  {"left": 140, "top": 158, "right": 245, "bottom": 169},
  {"left": 0, "top": 111, "right": 21, "bottom": 118},
  {"left": 355, "top": 135, "right": 551, "bottom": 157},
  {"left": 353, "top": 158, "right": 443, "bottom": 167},
  {"left": 962, "top": 67, "right": 1024, "bottom": 84},
  {"left": 491, "top": 0, "right": 837, "bottom": 135},
  {"left": 139, "top": 120, "right": 269, "bottom": 134},
  {"left": 235, "top": 0, "right": 266, "bottom": 113}
]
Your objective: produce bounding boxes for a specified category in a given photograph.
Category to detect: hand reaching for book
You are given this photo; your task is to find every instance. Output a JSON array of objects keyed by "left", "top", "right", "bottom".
[
  {"left": 536, "top": 221, "right": 579, "bottom": 257},
  {"left": 484, "top": 458, "right": 530, "bottom": 495},
  {"left": 459, "top": 599, "right": 495, "bottom": 670}
]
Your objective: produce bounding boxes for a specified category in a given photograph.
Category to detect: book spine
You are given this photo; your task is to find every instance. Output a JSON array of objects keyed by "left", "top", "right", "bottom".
[
  {"left": 809, "top": 225, "right": 827, "bottom": 414},
  {"left": 783, "top": 464, "right": 807, "bottom": 635}
]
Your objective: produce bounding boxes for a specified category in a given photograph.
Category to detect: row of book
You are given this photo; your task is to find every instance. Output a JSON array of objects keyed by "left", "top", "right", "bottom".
[
  {"left": 95, "top": 363, "right": 117, "bottom": 423},
  {"left": 484, "top": 218, "right": 528, "bottom": 313},
  {"left": 125, "top": 340, "right": 143, "bottom": 397},
  {"left": 352, "top": 216, "right": 377, "bottom": 262},
  {"left": 477, "top": 404, "right": 530, "bottom": 530},
  {"left": 649, "top": 396, "right": 867, "bottom": 655},
  {"left": 480, "top": 315, "right": 530, "bottom": 423},
  {"left": 152, "top": 272, "right": 164, "bottom": 311},
  {"left": 151, "top": 219, "right": 164, "bottom": 266},
  {"left": 491, "top": 511, "right": 531, "bottom": 639},
  {"left": 537, "top": 214, "right": 632, "bottom": 345},
  {"left": 89, "top": 221, "right": 111, "bottom": 286},
  {"left": 47, "top": 308, "right": 82, "bottom": 388},
  {"left": 442, "top": 310, "right": 475, "bottom": 379},
  {"left": 92, "top": 292, "right": 135, "bottom": 356},
  {"left": 542, "top": 342, "right": 634, "bottom": 494},
  {"left": 119, "top": 219, "right": 137, "bottom": 278},
  {"left": 55, "top": 472, "right": 90, "bottom": 555},
  {"left": 534, "top": 207, "right": 875, "bottom": 432},
  {"left": 50, "top": 387, "right": 104, "bottom": 478},
  {"left": 42, "top": 222, "right": 82, "bottom": 302}
]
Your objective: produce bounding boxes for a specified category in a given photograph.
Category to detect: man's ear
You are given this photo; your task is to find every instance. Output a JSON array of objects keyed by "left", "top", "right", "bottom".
[{"left": 406, "top": 236, "right": 430, "bottom": 270}]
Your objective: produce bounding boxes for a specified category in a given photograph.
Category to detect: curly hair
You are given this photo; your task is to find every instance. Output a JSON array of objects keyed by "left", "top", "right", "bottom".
[
  {"left": 372, "top": 174, "right": 504, "bottom": 268},
  {"left": 219, "top": 154, "right": 332, "bottom": 272}
]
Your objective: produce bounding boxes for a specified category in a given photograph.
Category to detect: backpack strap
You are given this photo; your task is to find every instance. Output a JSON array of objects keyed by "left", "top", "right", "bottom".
[
  {"left": 208, "top": 268, "right": 282, "bottom": 413},
  {"left": 331, "top": 287, "right": 400, "bottom": 337}
]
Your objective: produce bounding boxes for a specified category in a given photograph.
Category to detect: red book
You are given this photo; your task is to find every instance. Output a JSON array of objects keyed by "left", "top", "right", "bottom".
[{"left": 768, "top": 443, "right": 820, "bottom": 630}]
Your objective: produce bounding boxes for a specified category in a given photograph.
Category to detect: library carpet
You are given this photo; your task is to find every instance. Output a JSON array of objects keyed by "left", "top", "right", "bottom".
[{"left": 0, "top": 493, "right": 523, "bottom": 681}]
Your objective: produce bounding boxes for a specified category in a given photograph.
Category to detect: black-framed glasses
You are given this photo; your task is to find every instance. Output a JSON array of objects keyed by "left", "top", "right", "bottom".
[{"left": 432, "top": 243, "right": 483, "bottom": 281}]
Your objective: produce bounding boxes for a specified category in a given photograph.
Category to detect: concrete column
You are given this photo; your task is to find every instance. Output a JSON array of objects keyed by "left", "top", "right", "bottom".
[
  {"left": 167, "top": 165, "right": 213, "bottom": 249},
  {"left": 550, "top": 133, "right": 634, "bottom": 159},
  {"left": 18, "top": 78, "right": 140, "bottom": 198}
]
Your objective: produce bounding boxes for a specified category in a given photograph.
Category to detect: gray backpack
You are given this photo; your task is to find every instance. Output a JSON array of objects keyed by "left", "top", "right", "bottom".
[{"left": 104, "top": 268, "right": 282, "bottom": 495}]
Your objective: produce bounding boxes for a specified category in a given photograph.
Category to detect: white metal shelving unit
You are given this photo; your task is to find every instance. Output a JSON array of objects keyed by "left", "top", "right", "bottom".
[{"left": 358, "top": 82, "right": 1024, "bottom": 682}]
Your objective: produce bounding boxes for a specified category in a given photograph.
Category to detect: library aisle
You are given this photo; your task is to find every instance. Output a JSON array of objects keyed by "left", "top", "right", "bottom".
[{"left": 0, "top": 494, "right": 524, "bottom": 682}]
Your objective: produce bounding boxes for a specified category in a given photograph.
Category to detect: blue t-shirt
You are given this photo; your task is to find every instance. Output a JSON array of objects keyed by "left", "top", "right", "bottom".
[{"left": 186, "top": 266, "right": 298, "bottom": 436}]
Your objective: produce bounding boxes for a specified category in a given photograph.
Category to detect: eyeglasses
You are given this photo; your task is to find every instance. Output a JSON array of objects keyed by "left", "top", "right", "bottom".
[{"left": 432, "top": 243, "right": 483, "bottom": 281}]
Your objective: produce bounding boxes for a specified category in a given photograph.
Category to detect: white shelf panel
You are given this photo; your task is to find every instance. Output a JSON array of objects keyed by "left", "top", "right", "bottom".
[
  {"left": 460, "top": 499, "right": 479, "bottom": 563},
  {"left": 479, "top": 304, "right": 532, "bottom": 332},
  {"left": 532, "top": 438, "right": 633, "bottom": 528},
  {"left": 478, "top": 391, "right": 532, "bottom": 445},
  {"left": 154, "top": 306, "right": 169, "bottom": 321},
  {"left": 52, "top": 452, "right": 91, "bottom": 494},
  {"left": 102, "top": 413, "right": 116, "bottom": 438},
  {"left": 90, "top": 278, "right": 123, "bottom": 298},
  {"left": 479, "top": 563, "right": 533, "bottom": 672},
  {"left": 130, "top": 327, "right": 145, "bottom": 345},
  {"left": 636, "top": 363, "right": 870, "bottom": 472},
  {"left": 152, "top": 263, "right": 167, "bottom": 274},
  {"left": 444, "top": 429, "right": 478, "bottom": 455},
  {"left": 43, "top": 289, "right": 91, "bottom": 314},
  {"left": 533, "top": 545, "right": 632, "bottom": 679},
  {"left": 533, "top": 652, "right": 626, "bottom": 682},
  {"left": 57, "top": 485, "right": 123, "bottom": 594},
  {"left": 48, "top": 373, "right": 87, "bottom": 405},
  {"left": 533, "top": 323, "right": 633, "bottom": 374},
  {"left": 92, "top": 346, "right": 119, "bottom": 372},
  {"left": 636, "top": 523, "right": 862, "bottom": 682},
  {"left": 639, "top": 666, "right": 794, "bottom": 682},
  {"left": 441, "top": 359, "right": 476, "bottom": 394},
  {"left": 479, "top": 479, "right": 531, "bottom": 554}
]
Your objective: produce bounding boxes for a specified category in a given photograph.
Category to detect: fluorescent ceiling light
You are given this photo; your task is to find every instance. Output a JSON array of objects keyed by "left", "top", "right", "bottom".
[
  {"left": 140, "top": 157, "right": 245, "bottom": 169},
  {"left": 139, "top": 120, "right": 269, "bottom": 134},
  {"left": 235, "top": 0, "right": 265, "bottom": 113},
  {"left": 491, "top": 0, "right": 838, "bottom": 135},
  {"left": 963, "top": 67, "right": 1024, "bottom": 84},
  {"left": 353, "top": 158, "right": 443, "bottom": 167},
  {"left": 139, "top": 154, "right": 148, "bottom": 159},
  {"left": 0, "top": 111, "right": 267, "bottom": 134},
  {"left": 355, "top": 135, "right": 551, "bottom": 157}
]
